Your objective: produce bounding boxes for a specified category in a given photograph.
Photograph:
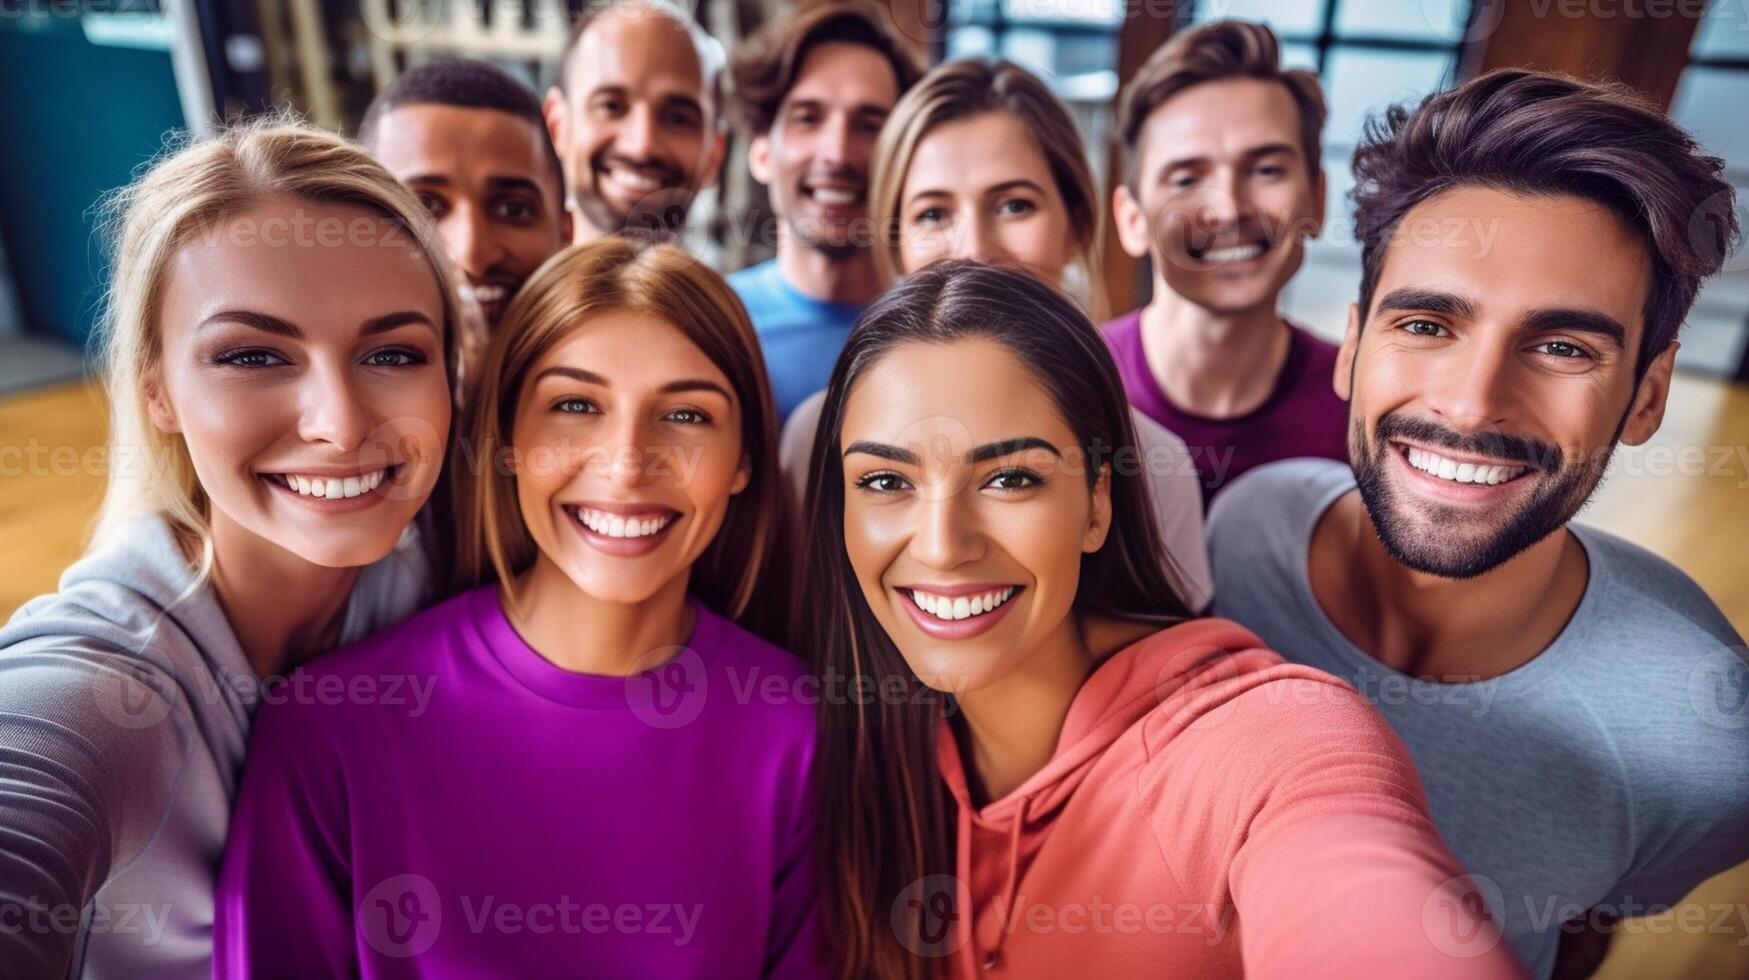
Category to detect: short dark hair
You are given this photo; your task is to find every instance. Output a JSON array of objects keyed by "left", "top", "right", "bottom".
[
  {"left": 357, "top": 58, "right": 561, "bottom": 185},
  {"left": 727, "top": 0, "right": 925, "bottom": 136},
  {"left": 1117, "top": 20, "right": 1326, "bottom": 190},
  {"left": 1351, "top": 68, "right": 1738, "bottom": 378}
]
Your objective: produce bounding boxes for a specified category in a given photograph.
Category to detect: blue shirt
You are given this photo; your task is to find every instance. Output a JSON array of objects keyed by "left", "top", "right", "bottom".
[{"left": 727, "top": 259, "right": 865, "bottom": 423}]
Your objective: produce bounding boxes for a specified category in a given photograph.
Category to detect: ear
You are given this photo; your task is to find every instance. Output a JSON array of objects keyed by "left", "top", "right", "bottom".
[
  {"left": 543, "top": 87, "right": 569, "bottom": 159},
  {"left": 1619, "top": 341, "right": 1678, "bottom": 446},
  {"left": 144, "top": 379, "right": 180, "bottom": 434},
  {"left": 699, "top": 128, "right": 729, "bottom": 192},
  {"left": 1306, "top": 167, "right": 1327, "bottom": 239},
  {"left": 731, "top": 452, "right": 752, "bottom": 496},
  {"left": 1112, "top": 183, "right": 1151, "bottom": 260},
  {"left": 747, "top": 133, "right": 773, "bottom": 187},
  {"left": 1082, "top": 464, "right": 1113, "bottom": 554},
  {"left": 1335, "top": 302, "right": 1360, "bottom": 403}
]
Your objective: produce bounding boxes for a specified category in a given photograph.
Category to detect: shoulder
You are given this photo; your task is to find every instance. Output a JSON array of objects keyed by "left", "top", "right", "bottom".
[
  {"left": 1208, "top": 458, "right": 1350, "bottom": 539},
  {"left": 1287, "top": 320, "right": 1342, "bottom": 361},
  {"left": 1574, "top": 524, "right": 1742, "bottom": 646},
  {"left": 1098, "top": 308, "right": 1143, "bottom": 350},
  {"left": 695, "top": 605, "right": 815, "bottom": 727},
  {"left": 726, "top": 260, "right": 779, "bottom": 305},
  {"left": 304, "top": 586, "right": 483, "bottom": 682}
]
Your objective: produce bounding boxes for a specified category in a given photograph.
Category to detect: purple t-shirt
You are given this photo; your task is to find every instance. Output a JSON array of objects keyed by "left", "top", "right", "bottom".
[
  {"left": 1102, "top": 309, "right": 1349, "bottom": 501},
  {"left": 215, "top": 585, "right": 823, "bottom": 978}
]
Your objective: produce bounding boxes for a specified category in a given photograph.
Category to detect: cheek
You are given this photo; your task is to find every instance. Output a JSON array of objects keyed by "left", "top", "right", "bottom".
[{"left": 171, "top": 382, "right": 280, "bottom": 470}]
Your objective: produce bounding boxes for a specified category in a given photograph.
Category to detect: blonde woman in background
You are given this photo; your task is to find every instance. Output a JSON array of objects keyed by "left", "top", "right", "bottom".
[
  {"left": 780, "top": 59, "right": 1213, "bottom": 609},
  {"left": 0, "top": 116, "right": 462, "bottom": 975}
]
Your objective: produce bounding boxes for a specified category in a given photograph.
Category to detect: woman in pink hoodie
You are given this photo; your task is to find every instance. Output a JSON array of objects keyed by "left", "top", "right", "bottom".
[{"left": 793, "top": 260, "right": 1526, "bottom": 980}]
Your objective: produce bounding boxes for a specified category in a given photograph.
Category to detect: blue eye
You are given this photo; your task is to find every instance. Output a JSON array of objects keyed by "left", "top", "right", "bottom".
[
  {"left": 365, "top": 347, "right": 425, "bottom": 368},
  {"left": 664, "top": 407, "right": 711, "bottom": 425},
  {"left": 554, "top": 397, "right": 598, "bottom": 414},
  {"left": 854, "top": 471, "right": 910, "bottom": 494},
  {"left": 214, "top": 348, "right": 287, "bottom": 368}
]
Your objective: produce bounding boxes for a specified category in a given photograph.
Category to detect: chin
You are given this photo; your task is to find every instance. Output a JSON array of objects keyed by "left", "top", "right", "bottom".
[{"left": 279, "top": 533, "right": 403, "bottom": 570}]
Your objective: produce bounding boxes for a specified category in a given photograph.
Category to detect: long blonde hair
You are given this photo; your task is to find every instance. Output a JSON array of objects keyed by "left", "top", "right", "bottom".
[
  {"left": 868, "top": 58, "right": 1108, "bottom": 319},
  {"left": 92, "top": 113, "right": 465, "bottom": 566},
  {"left": 452, "top": 238, "right": 789, "bottom": 642}
]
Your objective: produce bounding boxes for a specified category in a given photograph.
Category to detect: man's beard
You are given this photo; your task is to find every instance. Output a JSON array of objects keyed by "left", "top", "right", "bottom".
[
  {"left": 778, "top": 168, "right": 869, "bottom": 262},
  {"left": 1350, "top": 412, "right": 1617, "bottom": 579},
  {"left": 571, "top": 150, "right": 695, "bottom": 242}
]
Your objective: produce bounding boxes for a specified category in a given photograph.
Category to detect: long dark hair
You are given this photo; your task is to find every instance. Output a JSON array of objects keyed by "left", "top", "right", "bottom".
[{"left": 797, "top": 260, "right": 1191, "bottom": 979}]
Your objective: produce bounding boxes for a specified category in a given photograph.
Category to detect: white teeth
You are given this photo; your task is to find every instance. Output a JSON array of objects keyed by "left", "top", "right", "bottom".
[
  {"left": 574, "top": 507, "right": 674, "bottom": 539},
  {"left": 811, "top": 188, "right": 858, "bottom": 206},
  {"left": 607, "top": 166, "right": 660, "bottom": 193},
  {"left": 1198, "top": 242, "right": 1266, "bottom": 264},
  {"left": 910, "top": 587, "right": 1017, "bottom": 622},
  {"left": 277, "top": 467, "right": 391, "bottom": 499},
  {"left": 459, "top": 283, "right": 508, "bottom": 304},
  {"left": 1404, "top": 447, "right": 1525, "bottom": 486}
]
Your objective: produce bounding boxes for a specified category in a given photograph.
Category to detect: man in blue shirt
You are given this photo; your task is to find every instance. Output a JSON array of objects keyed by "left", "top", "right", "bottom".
[{"left": 726, "top": 2, "right": 922, "bottom": 421}]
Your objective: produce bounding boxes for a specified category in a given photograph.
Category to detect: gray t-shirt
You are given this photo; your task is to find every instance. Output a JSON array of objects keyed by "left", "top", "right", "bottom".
[
  {"left": 1207, "top": 459, "right": 1749, "bottom": 979},
  {"left": 0, "top": 514, "right": 431, "bottom": 978}
]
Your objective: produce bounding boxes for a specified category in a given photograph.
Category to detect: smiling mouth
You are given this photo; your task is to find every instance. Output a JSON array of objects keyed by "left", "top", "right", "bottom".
[
  {"left": 459, "top": 282, "right": 513, "bottom": 307},
  {"left": 266, "top": 465, "right": 398, "bottom": 499},
  {"left": 904, "top": 586, "right": 1020, "bottom": 622},
  {"left": 803, "top": 184, "right": 864, "bottom": 208},
  {"left": 566, "top": 505, "right": 679, "bottom": 539},
  {"left": 1186, "top": 238, "right": 1269, "bottom": 265},
  {"left": 1399, "top": 444, "right": 1530, "bottom": 486},
  {"left": 597, "top": 161, "right": 676, "bottom": 198}
]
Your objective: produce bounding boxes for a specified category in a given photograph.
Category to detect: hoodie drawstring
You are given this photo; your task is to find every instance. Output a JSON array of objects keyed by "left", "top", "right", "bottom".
[{"left": 971, "top": 796, "right": 1027, "bottom": 972}]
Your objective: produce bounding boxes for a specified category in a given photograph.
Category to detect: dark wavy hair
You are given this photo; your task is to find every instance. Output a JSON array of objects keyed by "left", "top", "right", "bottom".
[
  {"left": 728, "top": 0, "right": 924, "bottom": 136},
  {"left": 796, "top": 259, "right": 1191, "bottom": 979},
  {"left": 1351, "top": 68, "right": 1737, "bottom": 379}
]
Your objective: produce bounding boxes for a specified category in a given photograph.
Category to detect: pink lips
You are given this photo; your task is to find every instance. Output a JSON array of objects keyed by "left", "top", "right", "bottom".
[
  {"left": 897, "top": 585, "right": 1023, "bottom": 641},
  {"left": 564, "top": 503, "right": 680, "bottom": 558}
]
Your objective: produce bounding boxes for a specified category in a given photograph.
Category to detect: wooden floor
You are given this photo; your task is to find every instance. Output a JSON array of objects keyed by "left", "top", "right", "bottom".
[{"left": 1, "top": 373, "right": 1746, "bottom": 974}]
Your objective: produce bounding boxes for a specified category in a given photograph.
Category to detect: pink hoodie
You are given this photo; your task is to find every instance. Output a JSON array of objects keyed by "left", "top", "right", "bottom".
[{"left": 934, "top": 617, "right": 1525, "bottom": 978}]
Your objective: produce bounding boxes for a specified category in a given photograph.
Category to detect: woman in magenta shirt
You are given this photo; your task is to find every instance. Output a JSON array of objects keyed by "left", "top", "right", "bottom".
[{"left": 214, "top": 240, "right": 820, "bottom": 977}]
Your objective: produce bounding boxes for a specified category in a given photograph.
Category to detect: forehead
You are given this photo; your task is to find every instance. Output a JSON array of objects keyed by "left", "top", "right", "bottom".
[
  {"left": 570, "top": 10, "right": 706, "bottom": 99},
  {"left": 903, "top": 112, "right": 1057, "bottom": 199},
  {"left": 842, "top": 336, "right": 1076, "bottom": 452},
  {"left": 783, "top": 42, "right": 900, "bottom": 108},
  {"left": 164, "top": 195, "right": 441, "bottom": 325},
  {"left": 1370, "top": 185, "right": 1650, "bottom": 337},
  {"left": 1138, "top": 77, "right": 1304, "bottom": 167},
  {"left": 531, "top": 309, "right": 731, "bottom": 388},
  {"left": 373, "top": 104, "right": 554, "bottom": 183}
]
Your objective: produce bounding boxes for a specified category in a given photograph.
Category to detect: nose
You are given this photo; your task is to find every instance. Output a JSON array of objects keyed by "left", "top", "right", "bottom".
[
  {"left": 600, "top": 412, "right": 656, "bottom": 490},
  {"left": 951, "top": 212, "right": 1005, "bottom": 266},
  {"left": 819, "top": 111, "right": 853, "bottom": 168},
  {"left": 1196, "top": 168, "right": 1243, "bottom": 231},
  {"left": 615, "top": 103, "right": 658, "bottom": 162},
  {"left": 1428, "top": 336, "right": 1517, "bottom": 435},
  {"left": 296, "top": 359, "right": 372, "bottom": 451},
  {"left": 910, "top": 480, "right": 984, "bottom": 571},
  {"left": 441, "top": 203, "right": 498, "bottom": 279}
]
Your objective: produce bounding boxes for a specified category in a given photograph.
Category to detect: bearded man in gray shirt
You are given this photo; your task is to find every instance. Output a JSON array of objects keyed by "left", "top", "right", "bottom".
[{"left": 1207, "top": 69, "right": 1749, "bottom": 980}]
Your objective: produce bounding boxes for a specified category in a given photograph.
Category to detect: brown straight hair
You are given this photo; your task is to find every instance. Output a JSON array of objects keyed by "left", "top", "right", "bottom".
[
  {"left": 1117, "top": 20, "right": 1326, "bottom": 190},
  {"left": 452, "top": 237, "right": 788, "bottom": 640},
  {"left": 728, "top": 0, "right": 925, "bottom": 137},
  {"left": 1351, "top": 68, "right": 1737, "bottom": 379}
]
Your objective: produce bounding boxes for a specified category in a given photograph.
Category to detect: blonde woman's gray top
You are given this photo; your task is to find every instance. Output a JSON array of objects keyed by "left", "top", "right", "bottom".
[{"left": 0, "top": 514, "right": 431, "bottom": 978}]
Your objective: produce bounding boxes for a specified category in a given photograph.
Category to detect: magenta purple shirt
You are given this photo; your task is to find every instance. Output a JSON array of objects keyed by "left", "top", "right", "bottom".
[
  {"left": 214, "top": 585, "right": 823, "bottom": 978},
  {"left": 1101, "top": 309, "right": 1349, "bottom": 501}
]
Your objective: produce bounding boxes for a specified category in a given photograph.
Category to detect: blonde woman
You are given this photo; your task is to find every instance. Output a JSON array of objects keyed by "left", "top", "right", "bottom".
[
  {"left": 0, "top": 117, "right": 462, "bottom": 975},
  {"left": 215, "top": 240, "right": 820, "bottom": 976},
  {"left": 780, "top": 58, "right": 1213, "bottom": 609}
]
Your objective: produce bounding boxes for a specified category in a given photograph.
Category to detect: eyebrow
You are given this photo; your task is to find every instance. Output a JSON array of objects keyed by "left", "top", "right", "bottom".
[
  {"left": 409, "top": 174, "right": 546, "bottom": 195},
  {"left": 198, "top": 310, "right": 437, "bottom": 338},
  {"left": 1372, "top": 287, "right": 1478, "bottom": 321},
  {"left": 906, "top": 179, "right": 1048, "bottom": 204},
  {"left": 1155, "top": 141, "right": 1299, "bottom": 175},
  {"left": 843, "top": 435, "right": 1063, "bottom": 465},
  {"left": 533, "top": 365, "right": 734, "bottom": 399}
]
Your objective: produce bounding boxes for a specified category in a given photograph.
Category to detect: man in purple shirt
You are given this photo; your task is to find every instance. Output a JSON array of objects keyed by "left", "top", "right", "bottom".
[{"left": 1106, "top": 20, "right": 1346, "bottom": 501}]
